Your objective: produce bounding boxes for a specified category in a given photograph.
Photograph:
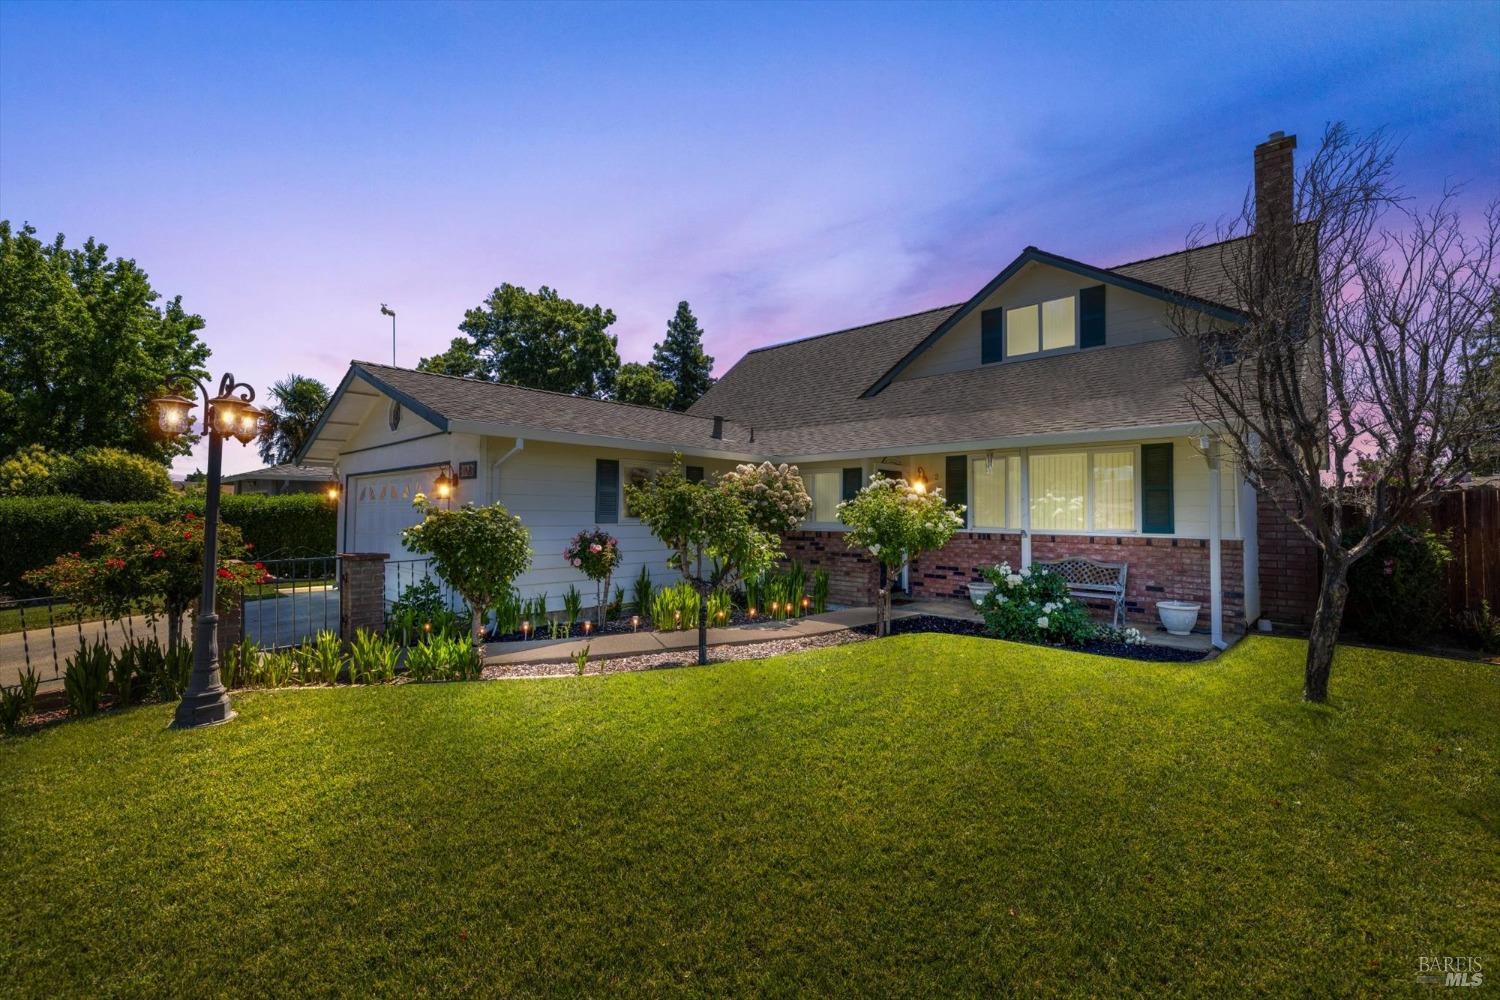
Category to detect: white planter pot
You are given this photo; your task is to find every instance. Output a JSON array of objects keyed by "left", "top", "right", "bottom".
[
  {"left": 1157, "top": 600, "right": 1202, "bottom": 636},
  {"left": 967, "top": 582, "right": 994, "bottom": 607}
]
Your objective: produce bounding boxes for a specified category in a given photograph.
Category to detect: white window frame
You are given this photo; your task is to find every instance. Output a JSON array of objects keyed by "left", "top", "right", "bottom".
[
  {"left": 1004, "top": 292, "right": 1080, "bottom": 361},
  {"left": 1025, "top": 445, "right": 1140, "bottom": 535}
]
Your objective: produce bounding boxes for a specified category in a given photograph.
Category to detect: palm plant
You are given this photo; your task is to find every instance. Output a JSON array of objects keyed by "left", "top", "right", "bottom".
[{"left": 258, "top": 374, "right": 332, "bottom": 465}]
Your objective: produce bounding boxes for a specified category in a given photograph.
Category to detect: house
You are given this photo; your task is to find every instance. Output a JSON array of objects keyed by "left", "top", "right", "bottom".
[
  {"left": 223, "top": 463, "right": 337, "bottom": 496},
  {"left": 298, "top": 132, "right": 1308, "bottom": 644}
]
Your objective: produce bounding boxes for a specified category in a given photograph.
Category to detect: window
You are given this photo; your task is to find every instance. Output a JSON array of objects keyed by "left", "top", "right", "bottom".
[
  {"left": 1006, "top": 295, "right": 1077, "bottom": 358},
  {"left": 1029, "top": 449, "right": 1137, "bottom": 533},
  {"left": 1029, "top": 453, "right": 1087, "bottom": 531},
  {"left": 1091, "top": 450, "right": 1135, "bottom": 531},
  {"left": 810, "top": 470, "right": 841, "bottom": 523},
  {"left": 685, "top": 465, "right": 705, "bottom": 483},
  {"left": 970, "top": 455, "right": 1009, "bottom": 529},
  {"left": 623, "top": 464, "right": 663, "bottom": 518}
]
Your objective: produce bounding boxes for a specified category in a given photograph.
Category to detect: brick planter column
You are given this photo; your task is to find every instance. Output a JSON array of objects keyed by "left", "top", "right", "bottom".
[{"left": 339, "top": 553, "right": 390, "bottom": 641}]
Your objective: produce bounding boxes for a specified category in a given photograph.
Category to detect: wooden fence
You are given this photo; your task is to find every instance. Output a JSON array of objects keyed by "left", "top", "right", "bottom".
[{"left": 1430, "top": 484, "right": 1500, "bottom": 614}]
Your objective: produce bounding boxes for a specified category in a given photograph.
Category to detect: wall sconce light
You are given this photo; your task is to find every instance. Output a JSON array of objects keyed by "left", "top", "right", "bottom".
[
  {"left": 912, "top": 466, "right": 929, "bottom": 494},
  {"left": 325, "top": 484, "right": 340, "bottom": 502},
  {"left": 434, "top": 464, "right": 456, "bottom": 500}
]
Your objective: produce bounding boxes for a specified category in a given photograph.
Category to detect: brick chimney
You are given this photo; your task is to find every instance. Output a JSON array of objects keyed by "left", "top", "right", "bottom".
[{"left": 1254, "top": 131, "right": 1297, "bottom": 265}]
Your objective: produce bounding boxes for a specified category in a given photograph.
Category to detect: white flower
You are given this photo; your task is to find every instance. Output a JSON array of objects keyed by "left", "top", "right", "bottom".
[
  {"left": 1124, "top": 628, "right": 1144, "bottom": 645},
  {"left": 996, "top": 562, "right": 1011, "bottom": 575},
  {"left": 994, "top": 593, "right": 1008, "bottom": 604},
  {"left": 1036, "top": 615, "right": 1050, "bottom": 629},
  {"left": 1006, "top": 573, "right": 1024, "bottom": 587},
  {"left": 1019, "top": 567, "right": 1031, "bottom": 578},
  {"left": 869, "top": 543, "right": 882, "bottom": 555}
]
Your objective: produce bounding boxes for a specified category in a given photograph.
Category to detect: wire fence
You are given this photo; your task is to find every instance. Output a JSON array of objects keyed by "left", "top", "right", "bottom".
[{"left": 0, "top": 595, "right": 168, "bottom": 690}]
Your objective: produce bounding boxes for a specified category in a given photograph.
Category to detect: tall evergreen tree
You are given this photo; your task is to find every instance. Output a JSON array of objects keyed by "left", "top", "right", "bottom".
[{"left": 651, "top": 301, "right": 715, "bottom": 411}]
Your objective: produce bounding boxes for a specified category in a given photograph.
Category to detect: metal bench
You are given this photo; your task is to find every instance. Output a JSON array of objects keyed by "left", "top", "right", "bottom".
[{"left": 1033, "top": 556, "right": 1128, "bottom": 627}]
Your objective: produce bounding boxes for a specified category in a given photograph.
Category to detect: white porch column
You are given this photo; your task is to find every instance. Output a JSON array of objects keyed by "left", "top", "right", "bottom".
[
  {"left": 1207, "top": 439, "right": 1225, "bottom": 649},
  {"left": 1019, "top": 447, "right": 1032, "bottom": 568}
]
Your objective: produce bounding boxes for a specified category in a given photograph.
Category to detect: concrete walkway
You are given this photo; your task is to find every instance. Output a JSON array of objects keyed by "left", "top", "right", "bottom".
[{"left": 482, "top": 607, "right": 917, "bottom": 666}]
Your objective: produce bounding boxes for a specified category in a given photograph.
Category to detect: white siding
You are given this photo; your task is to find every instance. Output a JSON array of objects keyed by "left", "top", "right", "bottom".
[{"left": 895, "top": 261, "right": 1177, "bottom": 382}]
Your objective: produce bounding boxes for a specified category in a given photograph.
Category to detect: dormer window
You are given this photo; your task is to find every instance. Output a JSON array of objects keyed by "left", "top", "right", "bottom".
[{"left": 1006, "top": 294, "right": 1077, "bottom": 358}]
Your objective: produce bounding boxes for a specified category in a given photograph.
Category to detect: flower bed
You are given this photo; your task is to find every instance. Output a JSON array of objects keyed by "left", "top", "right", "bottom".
[{"left": 860, "top": 615, "right": 1206, "bottom": 663}]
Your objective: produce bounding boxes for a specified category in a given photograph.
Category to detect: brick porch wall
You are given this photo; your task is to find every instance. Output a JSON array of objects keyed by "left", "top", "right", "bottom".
[
  {"left": 907, "top": 532, "right": 1246, "bottom": 632},
  {"left": 907, "top": 532, "right": 1023, "bottom": 600},
  {"left": 781, "top": 531, "right": 879, "bottom": 607}
]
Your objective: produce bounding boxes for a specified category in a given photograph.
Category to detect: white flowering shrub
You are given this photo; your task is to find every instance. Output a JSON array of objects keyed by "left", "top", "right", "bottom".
[
  {"left": 838, "top": 475, "right": 963, "bottom": 635},
  {"left": 718, "top": 461, "right": 813, "bottom": 535},
  {"left": 978, "top": 561, "right": 1098, "bottom": 645}
]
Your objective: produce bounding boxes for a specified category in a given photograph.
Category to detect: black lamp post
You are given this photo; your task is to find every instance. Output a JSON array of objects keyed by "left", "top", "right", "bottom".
[{"left": 153, "top": 373, "right": 263, "bottom": 729}]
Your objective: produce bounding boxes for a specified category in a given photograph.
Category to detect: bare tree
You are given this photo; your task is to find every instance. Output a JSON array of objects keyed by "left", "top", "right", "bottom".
[{"left": 1169, "top": 124, "right": 1499, "bottom": 702}]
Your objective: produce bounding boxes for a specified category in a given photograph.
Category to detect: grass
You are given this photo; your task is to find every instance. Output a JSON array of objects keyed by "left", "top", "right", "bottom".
[{"left": 1, "top": 636, "right": 1495, "bottom": 997}]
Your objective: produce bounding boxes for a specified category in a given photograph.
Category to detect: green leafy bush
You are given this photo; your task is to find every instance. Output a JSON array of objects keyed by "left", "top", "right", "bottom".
[
  {"left": 403, "top": 634, "right": 479, "bottom": 681},
  {"left": 0, "top": 492, "right": 335, "bottom": 596},
  {"left": 562, "top": 585, "right": 584, "bottom": 626},
  {"left": 0, "top": 444, "right": 72, "bottom": 497},
  {"left": 631, "top": 566, "right": 654, "bottom": 616},
  {"left": 299, "top": 630, "right": 346, "bottom": 685},
  {"left": 811, "top": 568, "right": 830, "bottom": 614},
  {"left": 979, "top": 562, "right": 1098, "bottom": 646},
  {"left": 1345, "top": 525, "right": 1452, "bottom": 646},
  {"left": 64, "top": 640, "right": 112, "bottom": 716},
  {"left": 0, "top": 668, "right": 39, "bottom": 734},
  {"left": 349, "top": 629, "right": 399, "bottom": 683}
]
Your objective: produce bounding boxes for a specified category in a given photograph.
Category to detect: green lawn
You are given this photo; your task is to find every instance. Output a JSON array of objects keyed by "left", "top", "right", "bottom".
[{"left": 1, "top": 636, "right": 1495, "bottom": 997}]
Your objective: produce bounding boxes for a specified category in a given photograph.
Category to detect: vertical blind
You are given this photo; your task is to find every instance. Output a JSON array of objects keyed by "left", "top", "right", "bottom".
[{"left": 1029, "top": 453, "right": 1087, "bottom": 531}]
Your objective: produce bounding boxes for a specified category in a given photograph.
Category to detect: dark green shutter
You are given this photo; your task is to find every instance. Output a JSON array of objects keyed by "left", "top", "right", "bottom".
[
  {"left": 945, "top": 454, "right": 968, "bottom": 526},
  {"left": 980, "top": 308, "right": 1004, "bottom": 364},
  {"left": 841, "top": 466, "right": 862, "bottom": 502},
  {"left": 1079, "top": 285, "right": 1106, "bottom": 348},
  {"left": 595, "top": 459, "right": 619, "bottom": 524},
  {"left": 685, "top": 465, "right": 705, "bottom": 483},
  {"left": 1141, "top": 443, "right": 1173, "bottom": 533}
]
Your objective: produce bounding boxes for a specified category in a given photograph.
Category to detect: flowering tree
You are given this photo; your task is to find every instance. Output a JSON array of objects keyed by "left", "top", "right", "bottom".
[
  {"left": 565, "top": 527, "right": 622, "bottom": 626},
  {"left": 626, "top": 456, "right": 781, "bottom": 665},
  {"left": 401, "top": 495, "right": 533, "bottom": 650},
  {"left": 24, "top": 511, "right": 263, "bottom": 649},
  {"left": 719, "top": 461, "right": 813, "bottom": 535},
  {"left": 838, "top": 476, "right": 962, "bottom": 636}
]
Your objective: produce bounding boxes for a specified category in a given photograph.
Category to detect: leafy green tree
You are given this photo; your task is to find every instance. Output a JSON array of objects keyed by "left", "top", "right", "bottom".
[
  {"left": 626, "top": 456, "right": 781, "bottom": 665},
  {"left": 613, "top": 362, "right": 677, "bottom": 409},
  {"left": 839, "top": 475, "right": 963, "bottom": 636},
  {"left": 418, "top": 283, "right": 620, "bottom": 398},
  {"left": 401, "top": 495, "right": 533, "bottom": 651},
  {"left": 0, "top": 444, "right": 172, "bottom": 500},
  {"left": 259, "top": 374, "right": 331, "bottom": 465},
  {"left": 0, "top": 221, "right": 211, "bottom": 462},
  {"left": 651, "top": 300, "right": 715, "bottom": 410}
]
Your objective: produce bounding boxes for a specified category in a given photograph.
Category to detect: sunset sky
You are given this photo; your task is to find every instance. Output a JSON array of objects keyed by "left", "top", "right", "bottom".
[{"left": 2, "top": 0, "right": 1497, "bottom": 476}]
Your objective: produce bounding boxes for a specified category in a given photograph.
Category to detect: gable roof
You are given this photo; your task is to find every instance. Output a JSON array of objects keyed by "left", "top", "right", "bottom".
[
  {"left": 222, "top": 463, "right": 334, "bottom": 484},
  {"left": 687, "top": 304, "right": 961, "bottom": 428},
  {"left": 862, "top": 245, "right": 1249, "bottom": 397},
  {"left": 297, "top": 362, "right": 761, "bottom": 465}
]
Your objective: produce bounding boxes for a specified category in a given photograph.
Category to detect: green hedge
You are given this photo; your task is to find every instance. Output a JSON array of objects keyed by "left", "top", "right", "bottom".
[{"left": 0, "top": 493, "right": 336, "bottom": 596}]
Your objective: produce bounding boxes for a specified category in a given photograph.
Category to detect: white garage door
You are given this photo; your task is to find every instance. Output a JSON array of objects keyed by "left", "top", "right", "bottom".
[{"left": 349, "top": 467, "right": 443, "bottom": 601}]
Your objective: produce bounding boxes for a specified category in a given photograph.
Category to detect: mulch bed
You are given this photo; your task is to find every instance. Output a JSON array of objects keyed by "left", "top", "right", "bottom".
[{"left": 859, "top": 614, "right": 1208, "bottom": 662}]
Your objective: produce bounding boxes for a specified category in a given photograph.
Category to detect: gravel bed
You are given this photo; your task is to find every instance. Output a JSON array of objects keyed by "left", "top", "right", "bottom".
[{"left": 483, "top": 628, "right": 873, "bottom": 679}]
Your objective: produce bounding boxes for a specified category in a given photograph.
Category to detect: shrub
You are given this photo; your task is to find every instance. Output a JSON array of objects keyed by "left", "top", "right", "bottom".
[
  {"left": 1, "top": 667, "right": 39, "bottom": 734},
  {"left": 59, "top": 447, "right": 173, "bottom": 501},
  {"left": 650, "top": 583, "right": 700, "bottom": 631},
  {"left": 811, "top": 568, "right": 830, "bottom": 614},
  {"left": 1345, "top": 525, "right": 1452, "bottom": 646},
  {"left": 706, "top": 589, "right": 732, "bottom": 627},
  {"left": 401, "top": 495, "right": 532, "bottom": 651},
  {"left": 0, "top": 444, "right": 72, "bottom": 497},
  {"left": 979, "top": 562, "right": 1098, "bottom": 646},
  {"left": 718, "top": 461, "right": 813, "bottom": 535},
  {"left": 0, "top": 492, "right": 335, "bottom": 596},
  {"left": 403, "top": 634, "right": 479, "bottom": 681},
  {"left": 631, "top": 566, "right": 654, "bottom": 616},
  {"left": 562, "top": 585, "right": 584, "bottom": 626},
  {"left": 349, "top": 629, "right": 398, "bottom": 683},
  {"left": 64, "top": 640, "right": 112, "bottom": 716},
  {"left": 840, "top": 475, "right": 962, "bottom": 636},
  {"left": 492, "top": 588, "right": 522, "bottom": 638},
  {"left": 299, "top": 630, "right": 346, "bottom": 685},
  {"left": 221, "top": 636, "right": 260, "bottom": 689}
]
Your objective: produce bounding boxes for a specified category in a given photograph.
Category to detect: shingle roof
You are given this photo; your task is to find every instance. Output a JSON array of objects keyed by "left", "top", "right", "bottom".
[
  {"left": 747, "top": 336, "right": 1210, "bottom": 455},
  {"left": 353, "top": 362, "right": 759, "bottom": 452},
  {"left": 688, "top": 304, "right": 961, "bottom": 429},
  {"left": 222, "top": 463, "right": 335, "bottom": 483}
]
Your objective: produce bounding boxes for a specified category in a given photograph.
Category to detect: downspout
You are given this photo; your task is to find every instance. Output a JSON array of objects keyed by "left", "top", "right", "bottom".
[
  {"left": 1019, "top": 447, "right": 1032, "bottom": 568},
  {"left": 490, "top": 438, "right": 525, "bottom": 501},
  {"left": 1207, "top": 438, "right": 1226, "bottom": 650}
]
